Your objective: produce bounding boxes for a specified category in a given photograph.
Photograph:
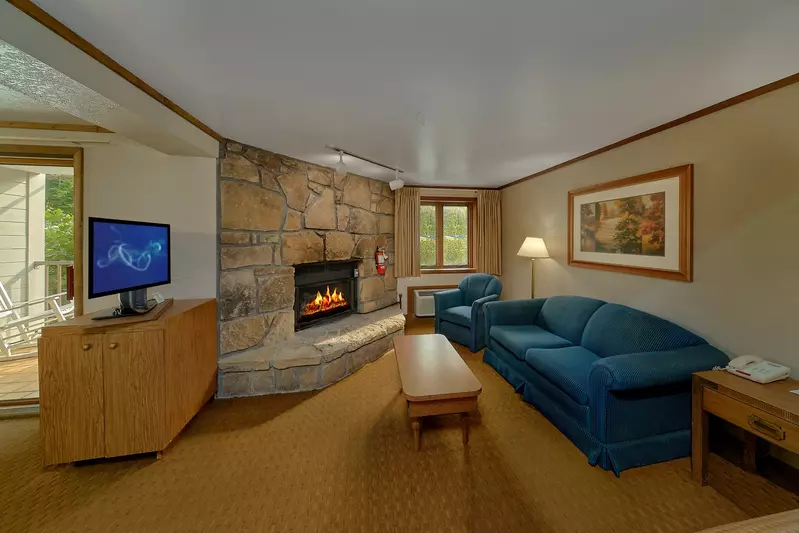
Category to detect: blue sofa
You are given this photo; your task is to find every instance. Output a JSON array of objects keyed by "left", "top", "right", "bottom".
[
  {"left": 483, "top": 296, "right": 728, "bottom": 475},
  {"left": 434, "top": 274, "right": 502, "bottom": 352}
]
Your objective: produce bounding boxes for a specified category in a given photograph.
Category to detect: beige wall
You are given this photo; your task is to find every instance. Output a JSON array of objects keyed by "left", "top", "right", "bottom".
[
  {"left": 82, "top": 143, "right": 217, "bottom": 313},
  {"left": 501, "top": 82, "right": 799, "bottom": 370}
]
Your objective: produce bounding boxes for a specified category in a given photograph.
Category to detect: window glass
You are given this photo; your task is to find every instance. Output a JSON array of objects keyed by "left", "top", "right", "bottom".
[
  {"left": 442, "top": 205, "right": 469, "bottom": 266},
  {"left": 419, "top": 205, "right": 437, "bottom": 267}
]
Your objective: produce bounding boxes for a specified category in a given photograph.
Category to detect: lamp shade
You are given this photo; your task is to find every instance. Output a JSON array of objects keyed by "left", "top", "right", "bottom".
[{"left": 517, "top": 237, "right": 549, "bottom": 258}]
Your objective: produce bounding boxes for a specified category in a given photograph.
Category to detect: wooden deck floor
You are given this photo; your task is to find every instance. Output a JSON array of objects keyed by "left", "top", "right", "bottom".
[{"left": 0, "top": 357, "right": 39, "bottom": 403}]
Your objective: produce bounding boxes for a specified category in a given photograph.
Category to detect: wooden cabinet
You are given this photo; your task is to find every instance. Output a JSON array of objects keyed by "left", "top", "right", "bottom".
[
  {"left": 38, "top": 299, "right": 217, "bottom": 465},
  {"left": 39, "top": 334, "right": 104, "bottom": 465},
  {"left": 103, "top": 330, "right": 166, "bottom": 457}
]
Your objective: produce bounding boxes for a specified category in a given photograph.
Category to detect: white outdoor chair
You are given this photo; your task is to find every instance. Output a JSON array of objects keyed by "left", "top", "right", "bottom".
[{"left": 0, "top": 281, "right": 74, "bottom": 357}]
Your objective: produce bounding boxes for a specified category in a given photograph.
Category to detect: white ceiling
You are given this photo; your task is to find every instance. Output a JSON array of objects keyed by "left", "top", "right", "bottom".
[
  {"left": 0, "top": 84, "right": 89, "bottom": 125},
  {"left": 30, "top": 0, "right": 799, "bottom": 186}
]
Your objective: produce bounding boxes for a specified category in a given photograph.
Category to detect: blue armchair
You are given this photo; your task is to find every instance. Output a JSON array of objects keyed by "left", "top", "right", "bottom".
[{"left": 434, "top": 274, "right": 502, "bottom": 352}]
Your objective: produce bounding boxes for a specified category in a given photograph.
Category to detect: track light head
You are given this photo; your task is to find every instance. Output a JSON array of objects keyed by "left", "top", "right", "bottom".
[{"left": 334, "top": 151, "right": 347, "bottom": 179}]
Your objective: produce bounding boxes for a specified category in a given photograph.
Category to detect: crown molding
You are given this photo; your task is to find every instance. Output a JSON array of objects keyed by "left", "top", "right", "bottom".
[
  {"left": 500, "top": 71, "right": 799, "bottom": 189},
  {"left": 0, "top": 121, "right": 113, "bottom": 133}
]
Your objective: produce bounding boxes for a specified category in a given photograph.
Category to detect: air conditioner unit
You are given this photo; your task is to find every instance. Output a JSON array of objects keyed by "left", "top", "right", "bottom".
[{"left": 414, "top": 288, "right": 450, "bottom": 318}]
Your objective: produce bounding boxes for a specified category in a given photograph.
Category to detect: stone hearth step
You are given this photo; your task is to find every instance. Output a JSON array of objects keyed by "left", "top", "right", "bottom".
[{"left": 218, "top": 305, "right": 405, "bottom": 397}]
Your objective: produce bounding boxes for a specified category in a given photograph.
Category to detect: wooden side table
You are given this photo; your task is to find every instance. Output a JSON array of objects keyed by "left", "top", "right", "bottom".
[{"left": 692, "top": 370, "right": 799, "bottom": 486}]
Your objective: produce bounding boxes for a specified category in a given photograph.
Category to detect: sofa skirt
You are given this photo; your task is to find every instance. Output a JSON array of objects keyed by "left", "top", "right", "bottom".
[{"left": 483, "top": 347, "right": 691, "bottom": 475}]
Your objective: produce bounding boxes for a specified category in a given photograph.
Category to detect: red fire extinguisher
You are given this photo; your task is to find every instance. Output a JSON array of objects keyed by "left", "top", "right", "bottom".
[{"left": 375, "top": 247, "right": 388, "bottom": 275}]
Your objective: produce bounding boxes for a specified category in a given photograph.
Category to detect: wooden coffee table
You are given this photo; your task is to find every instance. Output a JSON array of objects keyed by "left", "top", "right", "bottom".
[{"left": 394, "top": 334, "right": 482, "bottom": 450}]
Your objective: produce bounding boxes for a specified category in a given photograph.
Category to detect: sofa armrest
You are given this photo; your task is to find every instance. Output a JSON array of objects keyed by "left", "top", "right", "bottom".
[
  {"left": 433, "top": 289, "right": 463, "bottom": 313},
  {"left": 471, "top": 294, "right": 498, "bottom": 323},
  {"left": 483, "top": 299, "right": 546, "bottom": 329},
  {"left": 588, "top": 344, "right": 728, "bottom": 446},
  {"left": 472, "top": 294, "right": 499, "bottom": 311},
  {"left": 589, "top": 344, "right": 729, "bottom": 392}
]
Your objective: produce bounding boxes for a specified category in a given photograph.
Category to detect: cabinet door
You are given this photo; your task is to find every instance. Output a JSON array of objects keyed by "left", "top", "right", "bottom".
[
  {"left": 39, "top": 335, "right": 105, "bottom": 465},
  {"left": 103, "top": 331, "right": 166, "bottom": 457}
]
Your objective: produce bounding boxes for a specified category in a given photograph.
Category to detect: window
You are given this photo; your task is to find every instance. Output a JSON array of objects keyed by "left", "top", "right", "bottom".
[{"left": 419, "top": 198, "right": 475, "bottom": 272}]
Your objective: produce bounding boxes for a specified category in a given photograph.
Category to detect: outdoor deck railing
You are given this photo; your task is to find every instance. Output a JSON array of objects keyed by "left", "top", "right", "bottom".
[{"left": 32, "top": 260, "right": 73, "bottom": 306}]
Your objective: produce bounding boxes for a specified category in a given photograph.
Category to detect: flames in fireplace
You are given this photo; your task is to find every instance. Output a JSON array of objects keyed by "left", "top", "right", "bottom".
[{"left": 302, "top": 285, "right": 348, "bottom": 317}]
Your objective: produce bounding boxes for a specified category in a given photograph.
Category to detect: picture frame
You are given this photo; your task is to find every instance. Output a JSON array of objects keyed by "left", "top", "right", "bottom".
[{"left": 567, "top": 165, "right": 693, "bottom": 282}]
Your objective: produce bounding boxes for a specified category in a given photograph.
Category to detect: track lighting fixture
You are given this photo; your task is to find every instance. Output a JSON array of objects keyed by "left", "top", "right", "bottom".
[{"left": 334, "top": 151, "right": 347, "bottom": 179}]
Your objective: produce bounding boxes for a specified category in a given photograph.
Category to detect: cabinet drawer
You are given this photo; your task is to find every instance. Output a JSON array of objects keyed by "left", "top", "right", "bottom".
[{"left": 704, "top": 387, "right": 799, "bottom": 454}]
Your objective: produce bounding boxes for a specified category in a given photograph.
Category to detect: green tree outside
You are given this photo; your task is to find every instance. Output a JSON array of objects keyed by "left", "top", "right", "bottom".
[
  {"left": 442, "top": 205, "right": 468, "bottom": 265},
  {"left": 420, "top": 205, "right": 436, "bottom": 266},
  {"left": 44, "top": 176, "right": 74, "bottom": 297},
  {"left": 418, "top": 204, "right": 469, "bottom": 267}
]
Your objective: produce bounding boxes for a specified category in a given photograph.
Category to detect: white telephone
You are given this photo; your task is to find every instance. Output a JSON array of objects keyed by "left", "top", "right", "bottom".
[{"left": 724, "top": 355, "right": 791, "bottom": 384}]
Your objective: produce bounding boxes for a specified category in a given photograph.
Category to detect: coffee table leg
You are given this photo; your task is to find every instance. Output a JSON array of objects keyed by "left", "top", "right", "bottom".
[
  {"left": 412, "top": 419, "right": 421, "bottom": 451},
  {"left": 461, "top": 413, "right": 470, "bottom": 445}
]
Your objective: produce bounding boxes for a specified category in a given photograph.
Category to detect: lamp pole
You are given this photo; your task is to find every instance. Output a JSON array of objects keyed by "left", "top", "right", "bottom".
[{"left": 517, "top": 237, "right": 549, "bottom": 300}]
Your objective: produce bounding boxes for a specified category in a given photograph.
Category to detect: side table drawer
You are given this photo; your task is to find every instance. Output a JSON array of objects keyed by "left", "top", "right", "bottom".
[{"left": 704, "top": 387, "right": 799, "bottom": 454}]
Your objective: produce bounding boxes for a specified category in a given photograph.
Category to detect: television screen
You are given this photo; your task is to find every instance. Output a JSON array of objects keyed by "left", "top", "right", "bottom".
[{"left": 89, "top": 217, "right": 171, "bottom": 298}]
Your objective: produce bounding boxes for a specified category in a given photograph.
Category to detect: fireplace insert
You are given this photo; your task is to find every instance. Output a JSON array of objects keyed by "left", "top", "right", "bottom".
[{"left": 294, "top": 260, "right": 359, "bottom": 331}]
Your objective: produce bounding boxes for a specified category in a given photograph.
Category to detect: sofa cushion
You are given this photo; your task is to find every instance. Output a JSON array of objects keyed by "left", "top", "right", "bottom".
[
  {"left": 439, "top": 306, "right": 472, "bottom": 327},
  {"left": 490, "top": 325, "right": 572, "bottom": 361},
  {"left": 581, "top": 303, "right": 707, "bottom": 358},
  {"left": 523, "top": 364, "right": 591, "bottom": 427},
  {"left": 524, "top": 346, "right": 599, "bottom": 405},
  {"left": 534, "top": 296, "right": 606, "bottom": 345}
]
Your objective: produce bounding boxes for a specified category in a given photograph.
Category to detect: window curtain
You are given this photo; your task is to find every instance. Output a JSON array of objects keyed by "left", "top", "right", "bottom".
[
  {"left": 393, "top": 187, "right": 421, "bottom": 278},
  {"left": 477, "top": 190, "right": 502, "bottom": 275}
]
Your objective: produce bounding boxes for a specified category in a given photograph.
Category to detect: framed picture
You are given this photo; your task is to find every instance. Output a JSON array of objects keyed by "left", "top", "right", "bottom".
[{"left": 568, "top": 165, "right": 693, "bottom": 282}]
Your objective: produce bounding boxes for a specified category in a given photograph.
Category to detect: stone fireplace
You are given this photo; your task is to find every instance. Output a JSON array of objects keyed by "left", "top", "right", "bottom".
[
  {"left": 294, "top": 260, "right": 359, "bottom": 330},
  {"left": 217, "top": 140, "right": 403, "bottom": 397}
]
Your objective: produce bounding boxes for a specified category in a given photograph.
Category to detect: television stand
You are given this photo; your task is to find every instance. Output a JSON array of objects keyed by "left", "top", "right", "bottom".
[
  {"left": 38, "top": 299, "right": 217, "bottom": 465},
  {"left": 91, "top": 301, "right": 159, "bottom": 320},
  {"left": 91, "top": 288, "right": 159, "bottom": 320},
  {"left": 90, "top": 298, "right": 174, "bottom": 323}
]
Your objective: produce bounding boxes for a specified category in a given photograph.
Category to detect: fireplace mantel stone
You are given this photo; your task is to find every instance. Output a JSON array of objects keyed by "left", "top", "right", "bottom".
[
  {"left": 217, "top": 140, "right": 397, "bottom": 387},
  {"left": 218, "top": 305, "right": 405, "bottom": 397}
]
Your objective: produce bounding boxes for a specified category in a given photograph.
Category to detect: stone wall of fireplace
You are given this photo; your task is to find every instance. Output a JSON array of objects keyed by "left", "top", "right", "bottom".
[{"left": 218, "top": 140, "right": 396, "bottom": 359}]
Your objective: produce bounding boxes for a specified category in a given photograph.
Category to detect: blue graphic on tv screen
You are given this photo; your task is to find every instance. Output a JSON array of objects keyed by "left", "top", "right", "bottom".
[{"left": 91, "top": 221, "right": 169, "bottom": 296}]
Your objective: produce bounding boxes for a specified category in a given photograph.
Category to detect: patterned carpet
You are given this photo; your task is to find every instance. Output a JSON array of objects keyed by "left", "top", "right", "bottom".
[{"left": 0, "top": 333, "right": 750, "bottom": 532}]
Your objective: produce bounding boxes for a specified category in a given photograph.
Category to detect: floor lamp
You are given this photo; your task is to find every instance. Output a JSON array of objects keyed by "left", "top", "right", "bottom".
[{"left": 517, "top": 237, "right": 549, "bottom": 298}]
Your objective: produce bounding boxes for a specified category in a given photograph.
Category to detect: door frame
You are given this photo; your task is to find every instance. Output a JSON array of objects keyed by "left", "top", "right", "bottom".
[{"left": 0, "top": 144, "right": 84, "bottom": 317}]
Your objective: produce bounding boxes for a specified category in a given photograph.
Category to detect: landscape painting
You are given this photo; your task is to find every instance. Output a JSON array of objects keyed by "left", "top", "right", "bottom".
[
  {"left": 568, "top": 165, "right": 693, "bottom": 282},
  {"left": 579, "top": 191, "right": 665, "bottom": 256}
]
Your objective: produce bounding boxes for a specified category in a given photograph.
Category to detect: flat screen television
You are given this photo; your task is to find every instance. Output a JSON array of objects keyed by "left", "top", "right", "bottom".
[{"left": 88, "top": 217, "right": 171, "bottom": 315}]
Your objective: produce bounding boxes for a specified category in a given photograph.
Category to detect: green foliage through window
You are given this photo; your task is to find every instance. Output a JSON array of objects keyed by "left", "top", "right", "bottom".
[
  {"left": 443, "top": 205, "right": 468, "bottom": 265},
  {"left": 419, "top": 205, "right": 437, "bottom": 266},
  {"left": 44, "top": 176, "right": 74, "bottom": 296},
  {"left": 419, "top": 201, "right": 471, "bottom": 269}
]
